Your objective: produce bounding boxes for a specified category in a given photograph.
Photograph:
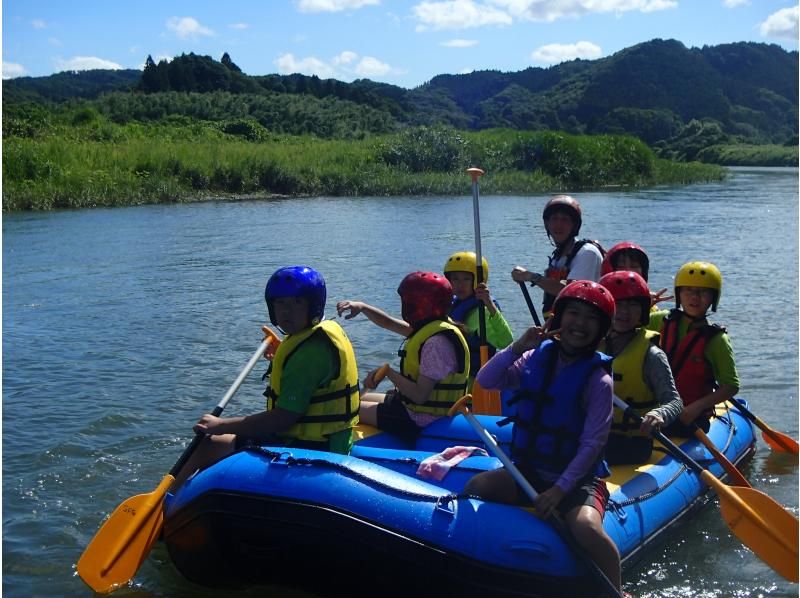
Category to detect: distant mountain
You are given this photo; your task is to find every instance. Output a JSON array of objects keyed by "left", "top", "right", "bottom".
[
  {"left": 3, "top": 40, "right": 797, "bottom": 148},
  {"left": 2, "top": 68, "right": 141, "bottom": 103}
]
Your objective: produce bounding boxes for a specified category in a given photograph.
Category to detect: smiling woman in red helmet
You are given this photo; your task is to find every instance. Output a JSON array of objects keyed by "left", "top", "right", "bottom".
[
  {"left": 512, "top": 195, "right": 605, "bottom": 319},
  {"left": 337, "top": 272, "right": 470, "bottom": 438},
  {"left": 465, "top": 280, "right": 622, "bottom": 594}
]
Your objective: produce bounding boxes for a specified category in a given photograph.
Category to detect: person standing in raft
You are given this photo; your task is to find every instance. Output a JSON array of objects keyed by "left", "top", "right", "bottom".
[
  {"left": 336, "top": 272, "right": 470, "bottom": 438},
  {"left": 444, "top": 251, "right": 513, "bottom": 389},
  {"left": 648, "top": 261, "right": 739, "bottom": 436},
  {"left": 465, "top": 281, "right": 622, "bottom": 593},
  {"left": 598, "top": 271, "right": 682, "bottom": 465},
  {"left": 171, "top": 266, "right": 360, "bottom": 489},
  {"left": 601, "top": 241, "right": 673, "bottom": 308},
  {"left": 511, "top": 195, "right": 605, "bottom": 320}
]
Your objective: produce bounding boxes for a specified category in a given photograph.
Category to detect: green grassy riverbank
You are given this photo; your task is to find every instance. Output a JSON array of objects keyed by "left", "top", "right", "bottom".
[{"left": 2, "top": 118, "right": 726, "bottom": 211}]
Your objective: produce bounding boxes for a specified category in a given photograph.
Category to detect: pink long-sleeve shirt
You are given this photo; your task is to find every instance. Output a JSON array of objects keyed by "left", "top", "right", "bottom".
[{"left": 476, "top": 345, "right": 613, "bottom": 494}]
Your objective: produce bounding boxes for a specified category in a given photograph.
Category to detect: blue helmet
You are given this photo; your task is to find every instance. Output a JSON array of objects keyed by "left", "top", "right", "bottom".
[{"left": 265, "top": 266, "right": 326, "bottom": 326}]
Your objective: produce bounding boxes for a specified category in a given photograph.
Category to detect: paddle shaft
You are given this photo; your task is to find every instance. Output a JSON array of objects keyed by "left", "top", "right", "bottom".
[
  {"left": 468, "top": 167, "right": 488, "bottom": 346},
  {"left": 170, "top": 336, "right": 273, "bottom": 476},
  {"left": 102, "top": 336, "right": 273, "bottom": 575},
  {"left": 517, "top": 280, "right": 542, "bottom": 327},
  {"left": 693, "top": 426, "right": 751, "bottom": 487},
  {"left": 453, "top": 399, "right": 622, "bottom": 598},
  {"left": 731, "top": 398, "right": 799, "bottom": 454}
]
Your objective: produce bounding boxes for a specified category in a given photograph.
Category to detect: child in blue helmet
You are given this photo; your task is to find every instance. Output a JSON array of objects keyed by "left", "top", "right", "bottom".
[{"left": 172, "top": 266, "right": 360, "bottom": 489}]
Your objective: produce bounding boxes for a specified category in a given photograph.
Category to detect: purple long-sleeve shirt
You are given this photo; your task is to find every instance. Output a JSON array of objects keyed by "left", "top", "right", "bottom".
[{"left": 476, "top": 345, "right": 613, "bottom": 494}]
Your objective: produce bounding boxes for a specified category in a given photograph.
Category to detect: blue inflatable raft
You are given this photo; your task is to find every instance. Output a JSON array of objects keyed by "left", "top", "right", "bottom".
[{"left": 163, "top": 403, "right": 755, "bottom": 596}]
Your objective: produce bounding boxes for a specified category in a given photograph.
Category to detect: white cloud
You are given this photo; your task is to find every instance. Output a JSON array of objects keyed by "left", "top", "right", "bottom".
[
  {"left": 412, "top": 0, "right": 675, "bottom": 30},
  {"left": 531, "top": 41, "right": 602, "bottom": 64},
  {"left": 229, "top": 23, "right": 250, "bottom": 30},
  {"left": 275, "top": 52, "right": 336, "bottom": 78},
  {"left": 497, "top": 0, "right": 677, "bottom": 21},
  {"left": 296, "top": 0, "right": 379, "bottom": 12},
  {"left": 166, "top": 16, "right": 214, "bottom": 40},
  {"left": 413, "top": 0, "right": 512, "bottom": 31},
  {"left": 3, "top": 62, "right": 27, "bottom": 79},
  {"left": 333, "top": 51, "right": 359, "bottom": 65},
  {"left": 722, "top": 0, "right": 749, "bottom": 7},
  {"left": 31, "top": 19, "right": 47, "bottom": 29},
  {"left": 55, "top": 56, "right": 124, "bottom": 72},
  {"left": 48, "top": 37, "right": 62, "bottom": 46},
  {"left": 275, "top": 51, "right": 396, "bottom": 81},
  {"left": 355, "top": 56, "right": 392, "bottom": 76},
  {"left": 440, "top": 38, "right": 479, "bottom": 47},
  {"left": 760, "top": 6, "right": 799, "bottom": 40}
]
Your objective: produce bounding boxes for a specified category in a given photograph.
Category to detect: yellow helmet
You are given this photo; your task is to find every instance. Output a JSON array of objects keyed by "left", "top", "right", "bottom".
[
  {"left": 444, "top": 251, "right": 489, "bottom": 288},
  {"left": 675, "top": 261, "right": 722, "bottom": 312}
]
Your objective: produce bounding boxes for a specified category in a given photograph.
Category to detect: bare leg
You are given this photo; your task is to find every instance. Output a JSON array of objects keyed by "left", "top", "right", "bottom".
[
  {"left": 360, "top": 391, "right": 388, "bottom": 403},
  {"left": 170, "top": 433, "right": 237, "bottom": 491},
  {"left": 358, "top": 401, "right": 380, "bottom": 426},
  {"left": 563, "top": 504, "right": 622, "bottom": 592},
  {"left": 464, "top": 468, "right": 519, "bottom": 504}
]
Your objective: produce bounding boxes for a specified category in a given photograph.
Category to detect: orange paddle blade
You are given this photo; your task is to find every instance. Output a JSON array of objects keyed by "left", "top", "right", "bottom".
[
  {"left": 77, "top": 474, "right": 172, "bottom": 593},
  {"left": 761, "top": 427, "right": 799, "bottom": 455},
  {"left": 701, "top": 471, "right": 799, "bottom": 582},
  {"left": 471, "top": 345, "right": 500, "bottom": 415}
]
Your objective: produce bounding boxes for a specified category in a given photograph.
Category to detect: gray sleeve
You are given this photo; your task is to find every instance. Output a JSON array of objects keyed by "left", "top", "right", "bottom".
[{"left": 643, "top": 345, "right": 684, "bottom": 426}]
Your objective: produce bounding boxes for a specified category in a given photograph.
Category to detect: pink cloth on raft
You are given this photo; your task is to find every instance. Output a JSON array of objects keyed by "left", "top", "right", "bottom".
[{"left": 416, "top": 446, "right": 489, "bottom": 481}]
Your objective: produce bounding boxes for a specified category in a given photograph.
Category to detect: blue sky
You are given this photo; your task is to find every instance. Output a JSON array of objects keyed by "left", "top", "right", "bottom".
[{"left": 3, "top": 0, "right": 798, "bottom": 89}]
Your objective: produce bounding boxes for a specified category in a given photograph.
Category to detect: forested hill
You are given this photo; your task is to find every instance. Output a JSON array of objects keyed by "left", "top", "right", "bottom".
[{"left": 4, "top": 39, "right": 797, "bottom": 156}]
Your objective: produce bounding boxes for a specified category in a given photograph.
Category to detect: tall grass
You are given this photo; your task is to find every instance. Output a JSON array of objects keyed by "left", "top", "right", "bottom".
[{"left": 2, "top": 120, "right": 725, "bottom": 211}]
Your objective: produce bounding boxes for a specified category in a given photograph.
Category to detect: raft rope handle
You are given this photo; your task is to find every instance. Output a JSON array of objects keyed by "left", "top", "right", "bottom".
[{"left": 248, "top": 446, "right": 466, "bottom": 506}]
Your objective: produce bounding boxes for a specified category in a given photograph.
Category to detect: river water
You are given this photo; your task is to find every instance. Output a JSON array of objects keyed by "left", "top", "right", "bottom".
[{"left": 4, "top": 167, "right": 798, "bottom": 597}]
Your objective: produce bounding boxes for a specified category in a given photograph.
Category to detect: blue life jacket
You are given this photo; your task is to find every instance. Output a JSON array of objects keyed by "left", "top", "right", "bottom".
[
  {"left": 449, "top": 295, "right": 499, "bottom": 376},
  {"left": 507, "top": 339, "right": 612, "bottom": 478}
]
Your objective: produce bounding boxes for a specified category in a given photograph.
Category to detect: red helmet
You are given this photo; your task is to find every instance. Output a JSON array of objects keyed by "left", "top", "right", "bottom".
[
  {"left": 543, "top": 195, "right": 582, "bottom": 237},
  {"left": 599, "top": 271, "right": 651, "bottom": 326},
  {"left": 397, "top": 271, "right": 453, "bottom": 325},
  {"left": 551, "top": 280, "right": 615, "bottom": 346},
  {"left": 601, "top": 242, "right": 650, "bottom": 281}
]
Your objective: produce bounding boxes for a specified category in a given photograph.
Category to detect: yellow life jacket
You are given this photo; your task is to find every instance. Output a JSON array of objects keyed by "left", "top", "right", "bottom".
[
  {"left": 398, "top": 319, "right": 470, "bottom": 416},
  {"left": 605, "top": 328, "right": 660, "bottom": 437},
  {"left": 267, "top": 320, "right": 359, "bottom": 442}
]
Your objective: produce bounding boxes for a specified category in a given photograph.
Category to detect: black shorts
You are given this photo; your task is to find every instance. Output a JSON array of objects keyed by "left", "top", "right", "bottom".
[
  {"left": 234, "top": 434, "right": 330, "bottom": 452},
  {"left": 605, "top": 434, "right": 654, "bottom": 465},
  {"left": 376, "top": 391, "right": 421, "bottom": 439},
  {"left": 663, "top": 416, "right": 710, "bottom": 437},
  {"left": 515, "top": 467, "right": 610, "bottom": 518}
]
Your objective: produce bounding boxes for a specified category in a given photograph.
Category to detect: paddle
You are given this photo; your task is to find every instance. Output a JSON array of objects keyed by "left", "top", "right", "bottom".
[
  {"left": 77, "top": 332, "right": 279, "bottom": 593},
  {"left": 449, "top": 396, "right": 623, "bottom": 597},
  {"left": 466, "top": 167, "right": 501, "bottom": 415},
  {"left": 693, "top": 426, "right": 752, "bottom": 488},
  {"left": 730, "top": 398, "right": 799, "bottom": 455},
  {"left": 517, "top": 279, "right": 543, "bottom": 327},
  {"left": 614, "top": 396, "right": 799, "bottom": 582}
]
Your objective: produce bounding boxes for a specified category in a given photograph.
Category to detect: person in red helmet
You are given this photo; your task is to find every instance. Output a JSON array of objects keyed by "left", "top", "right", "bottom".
[
  {"left": 512, "top": 195, "right": 605, "bottom": 319},
  {"left": 598, "top": 271, "right": 682, "bottom": 465},
  {"left": 337, "top": 272, "right": 470, "bottom": 437},
  {"left": 601, "top": 241, "right": 673, "bottom": 308},
  {"left": 466, "top": 280, "right": 622, "bottom": 594}
]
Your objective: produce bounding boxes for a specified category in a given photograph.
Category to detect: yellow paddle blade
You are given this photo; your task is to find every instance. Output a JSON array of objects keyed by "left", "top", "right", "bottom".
[
  {"left": 77, "top": 475, "right": 172, "bottom": 593},
  {"left": 471, "top": 346, "right": 501, "bottom": 415},
  {"left": 707, "top": 472, "right": 800, "bottom": 582}
]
